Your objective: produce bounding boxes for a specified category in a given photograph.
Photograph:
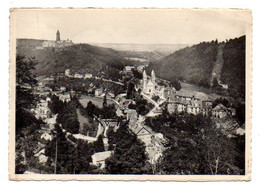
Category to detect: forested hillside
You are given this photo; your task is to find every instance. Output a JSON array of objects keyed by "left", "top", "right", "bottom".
[
  {"left": 147, "top": 36, "right": 246, "bottom": 98},
  {"left": 17, "top": 40, "right": 136, "bottom": 80},
  {"left": 221, "top": 36, "right": 246, "bottom": 98}
]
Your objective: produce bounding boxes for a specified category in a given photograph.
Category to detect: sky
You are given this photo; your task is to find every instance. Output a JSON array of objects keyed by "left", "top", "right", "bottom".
[{"left": 12, "top": 9, "right": 251, "bottom": 44}]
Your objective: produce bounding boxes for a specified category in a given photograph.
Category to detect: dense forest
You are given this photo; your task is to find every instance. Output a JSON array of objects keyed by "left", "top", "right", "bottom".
[
  {"left": 147, "top": 36, "right": 245, "bottom": 98},
  {"left": 221, "top": 36, "right": 246, "bottom": 98}
]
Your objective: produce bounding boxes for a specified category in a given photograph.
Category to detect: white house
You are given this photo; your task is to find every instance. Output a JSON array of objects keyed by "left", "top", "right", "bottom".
[
  {"left": 41, "top": 132, "right": 53, "bottom": 141},
  {"left": 59, "top": 94, "right": 71, "bottom": 102},
  {"left": 74, "top": 73, "right": 84, "bottom": 78},
  {"left": 84, "top": 73, "right": 93, "bottom": 79},
  {"left": 65, "top": 69, "right": 70, "bottom": 77},
  {"left": 34, "top": 149, "right": 48, "bottom": 164},
  {"left": 91, "top": 151, "right": 113, "bottom": 169}
]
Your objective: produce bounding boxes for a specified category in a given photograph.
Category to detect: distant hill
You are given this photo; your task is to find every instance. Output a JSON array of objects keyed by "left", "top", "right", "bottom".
[
  {"left": 147, "top": 36, "right": 246, "bottom": 98},
  {"left": 16, "top": 39, "right": 137, "bottom": 80},
  {"left": 17, "top": 39, "right": 46, "bottom": 48},
  {"left": 91, "top": 43, "right": 190, "bottom": 60}
]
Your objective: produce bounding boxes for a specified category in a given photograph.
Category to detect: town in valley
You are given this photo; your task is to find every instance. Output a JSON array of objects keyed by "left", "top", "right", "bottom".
[{"left": 16, "top": 27, "right": 246, "bottom": 175}]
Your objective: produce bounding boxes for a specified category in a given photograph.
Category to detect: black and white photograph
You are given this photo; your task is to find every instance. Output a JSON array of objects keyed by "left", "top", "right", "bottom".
[{"left": 9, "top": 8, "right": 251, "bottom": 181}]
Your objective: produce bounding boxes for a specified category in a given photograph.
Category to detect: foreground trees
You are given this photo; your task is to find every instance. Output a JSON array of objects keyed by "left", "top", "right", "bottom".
[
  {"left": 15, "top": 55, "right": 43, "bottom": 173},
  {"left": 45, "top": 124, "right": 106, "bottom": 174},
  {"left": 145, "top": 113, "right": 245, "bottom": 175},
  {"left": 16, "top": 55, "right": 38, "bottom": 131},
  {"left": 45, "top": 124, "right": 92, "bottom": 174},
  {"left": 49, "top": 95, "right": 80, "bottom": 134},
  {"left": 105, "top": 124, "right": 149, "bottom": 174}
]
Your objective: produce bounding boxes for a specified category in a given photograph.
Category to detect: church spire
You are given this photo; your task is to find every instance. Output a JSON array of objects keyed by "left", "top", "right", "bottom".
[
  {"left": 143, "top": 70, "right": 147, "bottom": 90},
  {"left": 143, "top": 70, "right": 147, "bottom": 80},
  {"left": 151, "top": 70, "right": 156, "bottom": 83},
  {"left": 56, "top": 30, "right": 60, "bottom": 41}
]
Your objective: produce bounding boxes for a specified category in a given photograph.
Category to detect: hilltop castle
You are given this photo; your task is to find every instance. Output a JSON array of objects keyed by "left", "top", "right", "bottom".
[{"left": 41, "top": 30, "right": 73, "bottom": 48}]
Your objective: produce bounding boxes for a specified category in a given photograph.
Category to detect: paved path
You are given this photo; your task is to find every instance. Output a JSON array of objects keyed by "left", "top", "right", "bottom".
[{"left": 141, "top": 92, "right": 167, "bottom": 117}]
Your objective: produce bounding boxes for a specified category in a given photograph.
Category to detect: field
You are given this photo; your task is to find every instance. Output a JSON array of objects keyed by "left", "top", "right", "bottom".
[{"left": 180, "top": 81, "right": 229, "bottom": 100}]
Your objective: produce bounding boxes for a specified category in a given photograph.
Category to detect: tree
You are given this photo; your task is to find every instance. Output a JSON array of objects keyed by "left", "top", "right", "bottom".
[
  {"left": 212, "top": 77, "right": 219, "bottom": 88},
  {"left": 49, "top": 94, "right": 64, "bottom": 114},
  {"left": 170, "top": 80, "right": 181, "bottom": 91},
  {"left": 16, "top": 55, "right": 38, "bottom": 130},
  {"left": 156, "top": 114, "right": 242, "bottom": 175},
  {"left": 45, "top": 124, "right": 98, "bottom": 174},
  {"left": 131, "top": 68, "right": 143, "bottom": 79},
  {"left": 103, "top": 94, "right": 107, "bottom": 108},
  {"left": 212, "top": 97, "right": 230, "bottom": 108},
  {"left": 73, "top": 139, "right": 95, "bottom": 174},
  {"left": 15, "top": 55, "right": 43, "bottom": 173},
  {"left": 152, "top": 95, "right": 160, "bottom": 102},
  {"left": 126, "top": 82, "right": 135, "bottom": 99},
  {"left": 105, "top": 124, "right": 148, "bottom": 174},
  {"left": 94, "top": 135, "right": 105, "bottom": 153},
  {"left": 15, "top": 115, "right": 43, "bottom": 174},
  {"left": 55, "top": 101, "right": 80, "bottom": 134}
]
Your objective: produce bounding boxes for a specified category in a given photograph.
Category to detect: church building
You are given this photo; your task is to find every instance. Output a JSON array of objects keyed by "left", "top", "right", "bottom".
[{"left": 141, "top": 70, "right": 167, "bottom": 100}]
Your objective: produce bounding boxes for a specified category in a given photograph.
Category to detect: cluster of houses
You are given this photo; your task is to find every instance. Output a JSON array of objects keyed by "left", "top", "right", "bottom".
[
  {"left": 28, "top": 62, "right": 241, "bottom": 172},
  {"left": 139, "top": 70, "right": 236, "bottom": 119},
  {"left": 123, "top": 65, "right": 147, "bottom": 74},
  {"left": 64, "top": 69, "right": 93, "bottom": 79},
  {"left": 126, "top": 109, "right": 167, "bottom": 164}
]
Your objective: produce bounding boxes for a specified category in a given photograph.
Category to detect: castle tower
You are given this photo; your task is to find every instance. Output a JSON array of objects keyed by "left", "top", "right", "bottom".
[
  {"left": 151, "top": 70, "right": 156, "bottom": 83},
  {"left": 56, "top": 30, "right": 60, "bottom": 41},
  {"left": 143, "top": 70, "right": 147, "bottom": 90}
]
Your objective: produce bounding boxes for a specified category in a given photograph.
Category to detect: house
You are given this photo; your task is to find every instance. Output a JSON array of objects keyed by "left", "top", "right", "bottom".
[
  {"left": 34, "top": 106, "right": 50, "bottom": 119},
  {"left": 91, "top": 151, "right": 113, "bottom": 169},
  {"left": 34, "top": 99, "right": 51, "bottom": 119},
  {"left": 220, "top": 83, "right": 228, "bottom": 89},
  {"left": 118, "top": 98, "right": 134, "bottom": 110},
  {"left": 135, "top": 125, "right": 153, "bottom": 138},
  {"left": 164, "top": 86, "right": 176, "bottom": 100},
  {"left": 60, "top": 86, "right": 66, "bottom": 91},
  {"left": 36, "top": 46, "right": 44, "bottom": 50},
  {"left": 41, "top": 132, "right": 53, "bottom": 141},
  {"left": 94, "top": 88, "right": 104, "bottom": 97},
  {"left": 167, "top": 103, "right": 178, "bottom": 114},
  {"left": 137, "top": 65, "right": 145, "bottom": 73},
  {"left": 236, "top": 127, "right": 245, "bottom": 135},
  {"left": 73, "top": 133, "right": 97, "bottom": 143},
  {"left": 84, "top": 73, "right": 93, "bottom": 79},
  {"left": 116, "top": 107, "right": 124, "bottom": 117},
  {"left": 126, "top": 109, "right": 138, "bottom": 128},
  {"left": 107, "top": 92, "right": 115, "bottom": 99},
  {"left": 34, "top": 149, "right": 48, "bottom": 164},
  {"left": 228, "top": 107, "right": 236, "bottom": 116},
  {"left": 212, "top": 103, "right": 229, "bottom": 119},
  {"left": 58, "top": 94, "right": 71, "bottom": 102},
  {"left": 65, "top": 69, "right": 70, "bottom": 77},
  {"left": 74, "top": 73, "right": 84, "bottom": 78},
  {"left": 175, "top": 90, "right": 197, "bottom": 101},
  {"left": 124, "top": 66, "right": 135, "bottom": 73},
  {"left": 146, "top": 134, "right": 166, "bottom": 164},
  {"left": 69, "top": 90, "right": 76, "bottom": 96}
]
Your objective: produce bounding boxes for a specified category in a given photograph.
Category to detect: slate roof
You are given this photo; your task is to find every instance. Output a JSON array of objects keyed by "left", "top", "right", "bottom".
[
  {"left": 92, "top": 151, "right": 113, "bottom": 162},
  {"left": 212, "top": 103, "right": 228, "bottom": 111}
]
